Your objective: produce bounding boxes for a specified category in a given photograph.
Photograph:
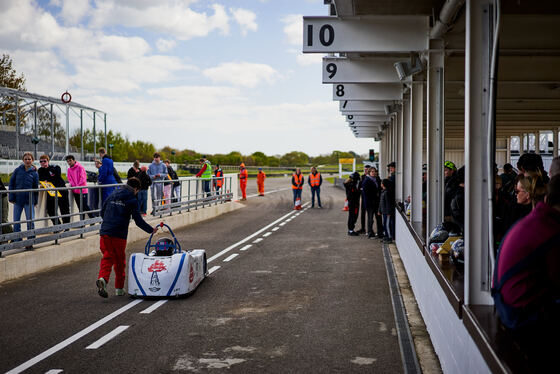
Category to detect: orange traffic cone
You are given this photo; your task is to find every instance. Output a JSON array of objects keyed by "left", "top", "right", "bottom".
[
  {"left": 342, "top": 199, "right": 349, "bottom": 211},
  {"left": 294, "top": 197, "right": 302, "bottom": 210}
]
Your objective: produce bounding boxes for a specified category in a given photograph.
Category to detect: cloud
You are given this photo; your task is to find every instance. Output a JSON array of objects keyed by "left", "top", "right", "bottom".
[
  {"left": 89, "top": 1, "right": 230, "bottom": 40},
  {"left": 230, "top": 8, "right": 257, "bottom": 36},
  {"left": 203, "top": 62, "right": 280, "bottom": 88},
  {"left": 58, "top": 0, "right": 91, "bottom": 25},
  {"left": 281, "top": 14, "right": 302, "bottom": 46},
  {"left": 156, "top": 38, "right": 177, "bottom": 52}
]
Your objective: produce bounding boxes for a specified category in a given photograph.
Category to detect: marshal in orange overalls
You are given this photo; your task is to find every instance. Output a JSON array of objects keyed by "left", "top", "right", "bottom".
[
  {"left": 257, "top": 169, "right": 266, "bottom": 196},
  {"left": 239, "top": 163, "right": 248, "bottom": 200}
]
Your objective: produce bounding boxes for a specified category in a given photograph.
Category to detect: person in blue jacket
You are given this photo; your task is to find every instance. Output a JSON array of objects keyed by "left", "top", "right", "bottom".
[
  {"left": 9, "top": 152, "right": 39, "bottom": 248},
  {"left": 97, "top": 147, "right": 117, "bottom": 204},
  {"left": 96, "top": 177, "right": 157, "bottom": 298}
]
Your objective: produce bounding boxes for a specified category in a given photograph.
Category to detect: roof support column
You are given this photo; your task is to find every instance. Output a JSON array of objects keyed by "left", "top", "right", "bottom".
[
  {"left": 396, "top": 110, "right": 403, "bottom": 201},
  {"left": 536, "top": 132, "right": 541, "bottom": 154},
  {"left": 554, "top": 128, "right": 559, "bottom": 158},
  {"left": 427, "top": 38, "right": 445, "bottom": 240},
  {"left": 506, "top": 137, "right": 511, "bottom": 165},
  {"left": 411, "top": 81, "right": 424, "bottom": 223},
  {"left": 465, "top": 0, "right": 494, "bottom": 305},
  {"left": 50, "top": 104, "right": 54, "bottom": 158},
  {"left": 65, "top": 103, "right": 70, "bottom": 156},
  {"left": 402, "top": 94, "right": 411, "bottom": 204}
]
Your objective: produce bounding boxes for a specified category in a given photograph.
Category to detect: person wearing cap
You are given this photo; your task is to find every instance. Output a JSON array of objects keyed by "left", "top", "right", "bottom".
[
  {"left": 239, "top": 163, "right": 248, "bottom": 200},
  {"left": 444, "top": 161, "right": 459, "bottom": 219},
  {"left": 195, "top": 156, "right": 212, "bottom": 198},
  {"left": 96, "top": 177, "right": 158, "bottom": 298},
  {"left": 257, "top": 167, "right": 266, "bottom": 196}
]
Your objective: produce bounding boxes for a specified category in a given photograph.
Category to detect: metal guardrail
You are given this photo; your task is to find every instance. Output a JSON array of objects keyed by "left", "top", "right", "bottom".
[{"left": 0, "top": 176, "right": 233, "bottom": 255}]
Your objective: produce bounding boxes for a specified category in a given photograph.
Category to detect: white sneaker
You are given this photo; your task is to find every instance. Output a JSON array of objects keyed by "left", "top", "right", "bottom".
[{"left": 96, "top": 278, "right": 108, "bottom": 298}]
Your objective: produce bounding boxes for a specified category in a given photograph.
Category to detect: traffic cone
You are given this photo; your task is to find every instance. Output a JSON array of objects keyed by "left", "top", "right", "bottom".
[
  {"left": 294, "top": 197, "right": 302, "bottom": 210},
  {"left": 342, "top": 199, "right": 349, "bottom": 211}
]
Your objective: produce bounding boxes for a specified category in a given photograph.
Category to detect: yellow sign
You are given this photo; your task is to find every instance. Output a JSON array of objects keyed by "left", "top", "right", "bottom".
[
  {"left": 39, "top": 181, "right": 62, "bottom": 197},
  {"left": 339, "top": 158, "right": 355, "bottom": 164}
]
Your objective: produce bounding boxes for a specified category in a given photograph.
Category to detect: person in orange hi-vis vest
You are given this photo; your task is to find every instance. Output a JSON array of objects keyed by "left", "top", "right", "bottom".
[
  {"left": 213, "top": 165, "right": 224, "bottom": 195},
  {"left": 291, "top": 168, "right": 304, "bottom": 205},
  {"left": 257, "top": 167, "right": 266, "bottom": 196},
  {"left": 239, "top": 163, "right": 248, "bottom": 201},
  {"left": 308, "top": 166, "right": 323, "bottom": 208}
]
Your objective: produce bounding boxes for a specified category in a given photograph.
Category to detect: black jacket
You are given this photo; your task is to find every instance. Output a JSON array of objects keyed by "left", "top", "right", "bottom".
[
  {"left": 167, "top": 166, "right": 180, "bottom": 188},
  {"left": 362, "top": 176, "right": 380, "bottom": 209},
  {"left": 344, "top": 177, "right": 361, "bottom": 205},
  {"left": 38, "top": 165, "right": 66, "bottom": 187},
  {"left": 127, "top": 167, "right": 139, "bottom": 180},
  {"left": 137, "top": 170, "right": 152, "bottom": 190}
]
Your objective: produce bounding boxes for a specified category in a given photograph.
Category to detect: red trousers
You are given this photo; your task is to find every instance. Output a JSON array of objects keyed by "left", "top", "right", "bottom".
[
  {"left": 257, "top": 182, "right": 264, "bottom": 195},
  {"left": 99, "top": 235, "right": 127, "bottom": 289},
  {"left": 240, "top": 180, "right": 247, "bottom": 199}
]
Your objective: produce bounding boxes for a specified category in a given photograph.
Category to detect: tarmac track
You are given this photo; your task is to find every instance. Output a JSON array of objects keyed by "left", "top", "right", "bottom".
[{"left": 0, "top": 176, "right": 403, "bottom": 374}]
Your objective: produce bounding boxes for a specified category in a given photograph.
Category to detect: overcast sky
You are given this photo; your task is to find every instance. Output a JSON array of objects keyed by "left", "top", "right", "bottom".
[{"left": 1, "top": 0, "right": 378, "bottom": 157}]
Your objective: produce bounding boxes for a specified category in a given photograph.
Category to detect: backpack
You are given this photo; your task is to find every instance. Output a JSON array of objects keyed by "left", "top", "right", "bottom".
[{"left": 492, "top": 232, "right": 560, "bottom": 330}]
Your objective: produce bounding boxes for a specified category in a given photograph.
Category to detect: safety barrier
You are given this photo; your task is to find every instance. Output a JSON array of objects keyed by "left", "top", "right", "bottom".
[{"left": 0, "top": 176, "right": 234, "bottom": 256}]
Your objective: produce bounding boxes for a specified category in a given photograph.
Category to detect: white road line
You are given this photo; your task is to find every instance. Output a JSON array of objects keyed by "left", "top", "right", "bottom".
[
  {"left": 6, "top": 299, "right": 143, "bottom": 374},
  {"left": 240, "top": 244, "right": 252, "bottom": 251},
  {"left": 271, "top": 227, "right": 280, "bottom": 231},
  {"left": 208, "top": 266, "right": 221, "bottom": 274},
  {"left": 45, "top": 370, "right": 63, "bottom": 374},
  {"left": 279, "top": 222, "right": 286, "bottom": 226},
  {"left": 85, "top": 325, "right": 129, "bottom": 350},
  {"left": 140, "top": 300, "right": 168, "bottom": 314},
  {"left": 246, "top": 187, "right": 291, "bottom": 198},
  {"left": 262, "top": 232, "right": 272, "bottom": 237},
  {"left": 207, "top": 209, "right": 297, "bottom": 263},
  {"left": 252, "top": 238, "right": 263, "bottom": 243},
  {"left": 223, "top": 253, "right": 239, "bottom": 262}
]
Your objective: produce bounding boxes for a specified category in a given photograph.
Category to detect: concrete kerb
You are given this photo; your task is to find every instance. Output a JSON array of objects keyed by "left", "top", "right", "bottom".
[{"left": 0, "top": 201, "right": 244, "bottom": 284}]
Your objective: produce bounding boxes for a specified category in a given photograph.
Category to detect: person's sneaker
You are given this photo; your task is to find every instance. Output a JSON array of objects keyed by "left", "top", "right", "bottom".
[
  {"left": 96, "top": 278, "right": 108, "bottom": 298},
  {"left": 367, "top": 232, "right": 375, "bottom": 238},
  {"left": 115, "top": 288, "right": 126, "bottom": 296},
  {"left": 383, "top": 238, "right": 393, "bottom": 244},
  {"left": 355, "top": 229, "right": 366, "bottom": 234},
  {"left": 348, "top": 231, "right": 359, "bottom": 236}
]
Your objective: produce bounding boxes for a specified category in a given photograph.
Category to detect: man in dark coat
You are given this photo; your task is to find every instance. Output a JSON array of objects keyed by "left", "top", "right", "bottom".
[{"left": 344, "top": 172, "right": 361, "bottom": 236}]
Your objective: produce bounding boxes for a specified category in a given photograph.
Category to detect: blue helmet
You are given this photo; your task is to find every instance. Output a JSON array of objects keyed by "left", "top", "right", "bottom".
[{"left": 451, "top": 239, "right": 465, "bottom": 265}]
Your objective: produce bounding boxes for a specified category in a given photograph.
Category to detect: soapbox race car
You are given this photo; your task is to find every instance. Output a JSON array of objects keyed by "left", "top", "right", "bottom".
[{"left": 128, "top": 223, "right": 208, "bottom": 297}]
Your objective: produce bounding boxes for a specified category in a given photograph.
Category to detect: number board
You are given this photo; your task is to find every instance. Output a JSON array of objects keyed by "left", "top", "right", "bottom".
[
  {"left": 339, "top": 100, "right": 393, "bottom": 111},
  {"left": 303, "top": 16, "right": 429, "bottom": 53},
  {"left": 322, "top": 57, "right": 401, "bottom": 84},
  {"left": 332, "top": 83, "right": 403, "bottom": 101}
]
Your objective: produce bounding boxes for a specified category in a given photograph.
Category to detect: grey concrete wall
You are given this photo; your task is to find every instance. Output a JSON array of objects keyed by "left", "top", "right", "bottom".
[{"left": 395, "top": 213, "right": 491, "bottom": 374}]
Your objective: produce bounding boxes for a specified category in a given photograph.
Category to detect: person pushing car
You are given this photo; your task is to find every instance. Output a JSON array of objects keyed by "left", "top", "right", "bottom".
[{"left": 96, "top": 177, "right": 158, "bottom": 298}]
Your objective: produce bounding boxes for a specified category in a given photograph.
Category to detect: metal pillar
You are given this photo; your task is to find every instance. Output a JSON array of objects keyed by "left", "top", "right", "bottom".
[
  {"left": 65, "top": 103, "right": 70, "bottom": 155},
  {"left": 465, "top": 0, "right": 494, "bottom": 305},
  {"left": 427, "top": 39, "right": 445, "bottom": 238},
  {"left": 535, "top": 132, "right": 540, "bottom": 154},
  {"left": 402, "top": 94, "right": 411, "bottom": 203},
  {"left": 93, "top": 112, "right": 97, "bottom": 155},
  {"left": 80, "top": 110, "right": 84, "bottom": 161},
  {"left": 33, "top": 102, "right": 38, "bottom": 160},
  {"left": 411, "top": 81, "right": 424, "bottom": 223},
  {"left": 506, "top": 136, "right": 511, "bottom": 165},
  {"left": 104, "top": 113, "right": 107, "bottom": 151},
  {"left": 50, "top": 104, "right": 54, "bottom": 157},
  {"left": 396, "top": 111, "right": 403, "bottom": 201},
  {"left": 15, "top": 96, "right": 19, "bottom": 157},
  {"left": 554, "top": 128, "right": 559, "bottom": 158}
]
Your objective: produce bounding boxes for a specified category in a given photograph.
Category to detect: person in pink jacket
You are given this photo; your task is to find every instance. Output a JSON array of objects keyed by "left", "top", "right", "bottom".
[{"left": 65, "top": 155, "right": 93, "bottom": 219}]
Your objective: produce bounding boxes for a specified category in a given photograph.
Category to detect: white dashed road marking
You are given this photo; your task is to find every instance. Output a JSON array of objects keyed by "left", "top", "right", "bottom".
[
  {"left": 86, "top": 325, "right": 129, "bottom": 349},
  {"left": 208, "top": 266, "right": 221, "bottom": 274},
  {"left": 223, "top": 253, "right": 239, "bottom": 262},
  {"left": 271, "top": 227, "right": 280, "bottom": 231},
  {"left": 140, "top": 300, "right": 168, "bottom": 314},
  {"left": 262, "top": 232, "right": 272, "bottom": 237},
  {"left": 240, "top": 244, "right": 252, "bottom": 251},
  {"left": 252, "top": 238, "right": 263, "bottom": 243}
]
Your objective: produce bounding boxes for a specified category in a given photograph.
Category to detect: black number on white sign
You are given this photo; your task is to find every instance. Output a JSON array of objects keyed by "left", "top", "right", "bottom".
[
  {"left": 307, "top": 24, "right": 335, "bottom": 47},
  {"left": 326, "top": 63, "right": 337, "bottom": 79},
  {"left": 336, "top": 84, "right": 345, "bottom": 97}
]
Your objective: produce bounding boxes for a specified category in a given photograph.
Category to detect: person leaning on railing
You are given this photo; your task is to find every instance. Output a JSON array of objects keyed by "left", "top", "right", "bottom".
[
  {"left": 38, "top": 154, "right": 70, "bottom": 226},
  {"left": 97, "top": 148, "right": 117, "bottom": 204},
  {"left": 65, "top": 155, "right": 94, "bottom": 220},
  {"left": 8, "top": 152, "right": 38, "bottom": 248}
]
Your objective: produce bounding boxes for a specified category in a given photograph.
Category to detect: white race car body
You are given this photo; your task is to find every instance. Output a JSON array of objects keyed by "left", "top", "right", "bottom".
[{"left": 128, "top": 249, "right": 207, "bottom": 297}]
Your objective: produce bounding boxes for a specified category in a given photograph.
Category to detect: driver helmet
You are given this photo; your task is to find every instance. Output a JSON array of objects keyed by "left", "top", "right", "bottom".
[
  {"left": 429, "top": 223, "right": 449, "bottom": 244},
  {"left": 154, "top": 237, "right": 175, "bottom": 256},
  {"left": 451, "top": 238, "right": 465, "bottom": 264}
]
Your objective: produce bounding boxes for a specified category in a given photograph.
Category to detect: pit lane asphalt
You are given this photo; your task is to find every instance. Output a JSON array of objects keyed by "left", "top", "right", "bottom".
[{"left": 0, "top": 176, "right": 403, "bottom": 373}]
